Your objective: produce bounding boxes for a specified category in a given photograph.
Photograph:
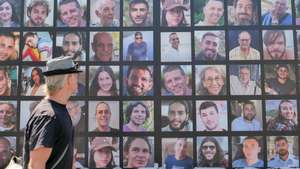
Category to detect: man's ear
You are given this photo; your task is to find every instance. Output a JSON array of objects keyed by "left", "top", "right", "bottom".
[
  {"left": 80, "top": 8, "right": 84, "bottom": 17},
  {"left": 27, "top": 8, "right": 31, "bottom": 18},
  {"left": 185, "top": 75, "right": 189, "bottom": 85},
  {"left": 95, "top": 9, "right": 101, "bottom": 17}
]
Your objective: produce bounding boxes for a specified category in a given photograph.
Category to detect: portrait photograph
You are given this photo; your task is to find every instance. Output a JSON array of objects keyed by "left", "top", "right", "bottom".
[
  {"left": 66, "top": 100, "right": 86, "bottom": 133},
  {"left": 296, "top": 0, "right": 300, "bottom": 25},
  {"left": 20, "top": 100, "right": 40, "bottom": 131},
  {"left": 21, "top": 66, "right": 46, "bottom": 96},
  {"left": 161, "top": 100, "right": 193, "bottom": 132},
  {"left": 264, "top": 64, "right": 296, "bottom": 95},
  {"left": 266, "top": 99, "right": 298, "bottom": 131},
  {"left": 123, "top": 0, "right": 153, "bottom": 27},
  {"left": 160, "top": 32, "right": 191, "bottom": 62},
  {"left": 161, "top": 65, "right": 192, "bottom": 96},
  {"left": 24, "top": 0, "right": 54, "bottom": 27},
  {"left": 197, "top": 136, "right": 228, "bottom": 168},
  {"left": 123, "top": 100, "right": 154, "bottom": 132},
  {"left": 0, "top": 0, "right": 21, "bottom": 27},
  {"left": 89, "top": 137, "right": 119, "bottom": 168},
  {"left": 161, "top": 137, "right": 193, "bottom": 169},
  {"left": 229, "top": 64, "right": 261, "bottom": 95},
  {"left": 160, "top": 0, "right": 190, "bottom": 27},
  {"left": 56, "top": 31, "right": 86, "bottom": 61},
  {"left": 262, "top": 30, "right": 295, "bottom": 60},
  {"left": 0, "top": 32, "right": 19, "bottom": 62},
  {"left": 230, "top": 100, "right": 263, "bottom": 131},
  {"left": 227, "top": 0, "right": 259, "bottom": 26},
  {"left": 196, "top": 100, "right": 227, "bottom": 131},
  {"left": 261, "top": 0, "right": 293, "bottom": 26},
  {"left": 74, "top": 137, "right": 86, "bottom": 168},
  {"left": 0, "top": 101, "right": 17, "bottom": 132},
  {"left": 193, "top": 0, "right": 224, "bottom": 26},
  {"left": 22, "top": 31, "right": 53, "bottom": 62},
  {"left": 123, "top": 136, "right": 154, "bottom": 168},
  {"left": 89, "top": 31, "right": 120, "bottom": 62},
  {"left": 89, "top": 66, "right": 119, "bottom": 97},
  {"left": 90, "top": 0, "right": 120, "bottom": 27},
  {"left": 0, "top": 66, "right": 18, "bottom": 96},
  {"left": 123, "top": 31, "right": 153, "bottom": 61},
  {"left": 195, "top": 65, "right": 227, "bottom": 96},
  {"left": 0, "top": 136, "right": 16, "bottom": 169},
  {"left": 88, "top": 101, "right": 119, "bottom": 132},
  {"left": 56, "top": 0, "right": 87, "bottom": 27},
  {"left": 228, "top": 30, "right": 261, "bottom": 60},
  {"left": 194, "top": 30, "right": 226, "bottom": 61}
]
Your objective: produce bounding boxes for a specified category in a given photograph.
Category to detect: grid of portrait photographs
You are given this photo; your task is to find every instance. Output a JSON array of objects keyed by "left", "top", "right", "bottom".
[{"left": 1, "top": 0, "right": 300, "bottom": 168}]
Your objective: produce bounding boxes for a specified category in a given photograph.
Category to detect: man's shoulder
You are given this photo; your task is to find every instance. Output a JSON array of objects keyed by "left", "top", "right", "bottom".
[{"left": 31, "top": 99, "right": 55, "bottom": 117}]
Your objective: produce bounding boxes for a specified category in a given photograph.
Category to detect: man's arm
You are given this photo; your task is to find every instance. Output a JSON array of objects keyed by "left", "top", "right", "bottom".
[{"left": 28, "top": 147, "right": 52, "bottom": 169}]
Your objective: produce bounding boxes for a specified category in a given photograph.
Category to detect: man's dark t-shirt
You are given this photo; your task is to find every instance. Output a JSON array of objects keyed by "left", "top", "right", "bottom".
[
  {"left": 266, "top": 78, "right": 296, "bottom": 95},
  {"left": 23, "top": 99, "right": 74, "bottom": 169}
]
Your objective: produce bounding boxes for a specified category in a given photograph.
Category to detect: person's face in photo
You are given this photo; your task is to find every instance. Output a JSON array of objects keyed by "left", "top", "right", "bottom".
[
  {"left": 239, "top": 32, "right": 251, "bottom": 50},
  {"left": 0, "top": 138, "right": 11, "bottom": 168},
  {"left": 134, "top": 34, "right": 143, "bottom": 44},
  {"left": 66, "top": 101, "right": 82, "bottom": 126},
  {"left": 94, "top": 147, "right": 112, "bottom": 168},
  {"left": 127, "top": 68, "right": 153, "bottom": 96},
  {"left": 203, "top": 0, "right": 224, "bottom": 25},
  {"left": 275, "top": 139, "right": 289, "bottom": 157},
  {"left": 239, "top": 67, "right": 250, "bottom": 84},
  {"left": 235, "top": 0, "right": 253, "bottom": 25},
  {"left": 202, "top": 69, "right": 224, "bottom": 95},
  {"left": 168, "top": 102, "right": 188, "bottom": 130},
  {"left": 0, "top": 2, "right": 12, "bottom": 22},
  {"left": 96, "top": 0, "right": 115, "bottom": 26},
  {"left": 243, "top": 103, "right": 256, "bottom": 121},
  {"left": 31, "top": 69, "right": 41, "bottom": 85},
  {"left": 59, "top": 1, "right": 83, "bottom": 27},
  {"left": 129, "top": 2, "right": 149, "bottom": 26},
  {"left": 0, "top": 104, "right": 14, "bottom": 127},
  {"left": 280, "top": 101, "right": 295, "bottom": 120},
  {"left": 276, "top": 67, "right": 289, "bottom": 81},
  {"left": 272, "top": 0, "right": 288, "bottom": 16},
  {"left": 0, "top": 35, "right": 15, "bottom": 61},
  {"left": 25, "top": 34, "right": 38, "bottom": 48},
  {"left": 169, "top": 33, "right": 179, "bottom": 49},
  {"left": 165, "top": 7, "right": 184, "bottom": 26},
  {"left": 28, "top": 4, "right": 48, "bottom": 26},
  {"left": 92, "top": 33, "right": 113, "bottom": 61},
  {"left": 174, "top": 139, "right": 188, "bottom": 159},
  {"left": 126, "top": 138, "right": 150, "bottom": 168},
  {"left": 200, "top": 106, "right": 219, "bottom": 130},
  {"left": 199, "top": 35, "right": 219, "bottom": 59},
  {"left": 96, "top": 103, "right": 111, "bottom": 129},
  {"left": 242, "top": 139, "right": 261, "bottom": 161},
  {"left": 266, "top": 34, "right": 286, "bottom": 59},
  {"left": 68, "top": 73, "right": 79, "bottom": 94},
  {"left": 164, "top": 69, "right": 188, "bottom": 95},
  {"left": 0, "top": 70, "right": 9, "bottom": 96},
  {"left": 129, "top": 104, "right": 147, "bottom": 125},
  {"left": 63, "top": 33, "right": 82, "bottom": 57},
  {"left": 201, "top": 141, "right": 216, "bottom": 160},
  {"left": 98, "top": 71, "right": 113, "bottom": 92}
]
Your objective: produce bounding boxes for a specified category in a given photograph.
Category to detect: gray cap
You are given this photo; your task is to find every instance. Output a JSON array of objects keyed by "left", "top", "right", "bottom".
[{"left": 43, "top": 56, "right": 82, "bottom": 76}]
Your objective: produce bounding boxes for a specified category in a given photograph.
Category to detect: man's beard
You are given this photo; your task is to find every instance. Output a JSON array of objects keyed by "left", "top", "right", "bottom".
[
  {"left": 30, "top": 17, "right": 44, "bottom": 26},
  {"left": 127, "top": 85, "right": 144, "bottom": 96},
  {"left": 278, "top": 149, "right": 288, "bottom": 157},
  {"left": 170, "top": 120, "right": 187, "bottom": 131}
]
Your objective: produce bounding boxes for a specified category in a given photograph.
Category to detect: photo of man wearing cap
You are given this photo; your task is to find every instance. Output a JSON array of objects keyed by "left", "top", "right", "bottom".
[
  {"left": 89, "top": 137, "right": 118, "bottom": 168},
  {"left": 23, "top": 56, "right": 82, "bottom": 169}
]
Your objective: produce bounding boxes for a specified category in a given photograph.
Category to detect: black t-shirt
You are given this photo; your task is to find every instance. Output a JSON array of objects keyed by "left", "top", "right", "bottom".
[{"left": 23, "top": 99, "right": 74, "bottom": 169}]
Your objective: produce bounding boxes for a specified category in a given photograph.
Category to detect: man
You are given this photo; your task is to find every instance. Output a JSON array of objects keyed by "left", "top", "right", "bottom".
[
  {"left": 0, "top": 102, "right": 16, "bottom": 131},
  {"left": 57, "top": 0, "right": 86, "bottom": 27},
  {"left": 91, "top": 32, "right": 114, "bottom": 62},
  {"left": 268, "top": 136, "right": 299, "bottom": 167},
  {"left": 229, "top": 31, "right": 260, "bottom": 60},
  {"left": 127, "top": 0, "right": 151, "bottom": 27},
  {"left": 233, "top": 137, "right": 264, "bottom": 167},
  {"left": 25, "top": 0, "right": 50, "bottom": 27},
  {"left": 230, "top": 0, "right": 257, "bottom": 25},
  {"left": 0, "top": 32, "right": 17, "bottom": 61},
  {"left": 23, "top": 56, "right": 82, "bottom": 169},
  {"left": 66, "top": 101, "right": 84, "bottom": 133},
  {"left": 262, "top": 0, "right": 292, "bottom": 25},
  {"left": 162, "top": 33, "right": 187, "bottom": 61},
  {"left": 230, "top": 66, "right": 261, "bottom": 95},
  {"left": 125, "top": 32, "right": 148, "bottom": 61},
  {"left": 123, "top": 102, "right": 149, "bottom": 132},
  {"left": 195, "top": 0, "right": 224, "bottom": 26},
  {"left": 195, "top": 32, "right": 225, "bottom": 61},
  {"left": 263, "top": 30, "right": 294, "bottom": 60},
  {"left": 92, "top": 0, "right": 119, "bottom": 27},
  {"left": 198, "top": 101, "right": 225, "bottom": 131},
  {"left": 162, "top": 101, "right": 192, "bottom": 132},
  {"left": 265, "top": 64, "right": 296, "bottom": 95},
  {"left": 93, "top": 101, "right": 118, "bottom": 132},
  {"left": 60, "top": 32, "right": 85, "bottom": 61},
  {"left": 162, "top": 65, "right": 192, "bottom": 96},
  {"left": 124, "top": 66, "right": 153, "bottom": 96},
  {"left": 164, "top": 138, "right": 193, "bottom": 169},
  {"left": 232, "top": 101, "right": 262, "bottom": 131},
  {"left": 0, "top": 137, "right": 14, "bottom": 168}
]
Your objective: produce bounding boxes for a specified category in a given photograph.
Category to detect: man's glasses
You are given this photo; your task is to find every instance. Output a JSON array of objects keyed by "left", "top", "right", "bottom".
[
  {"left": 202, "top": 145, "right": 216, "bottom": 150},
  {"left": 135, "top": 36, "right": 143, "bottom": 40}
]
